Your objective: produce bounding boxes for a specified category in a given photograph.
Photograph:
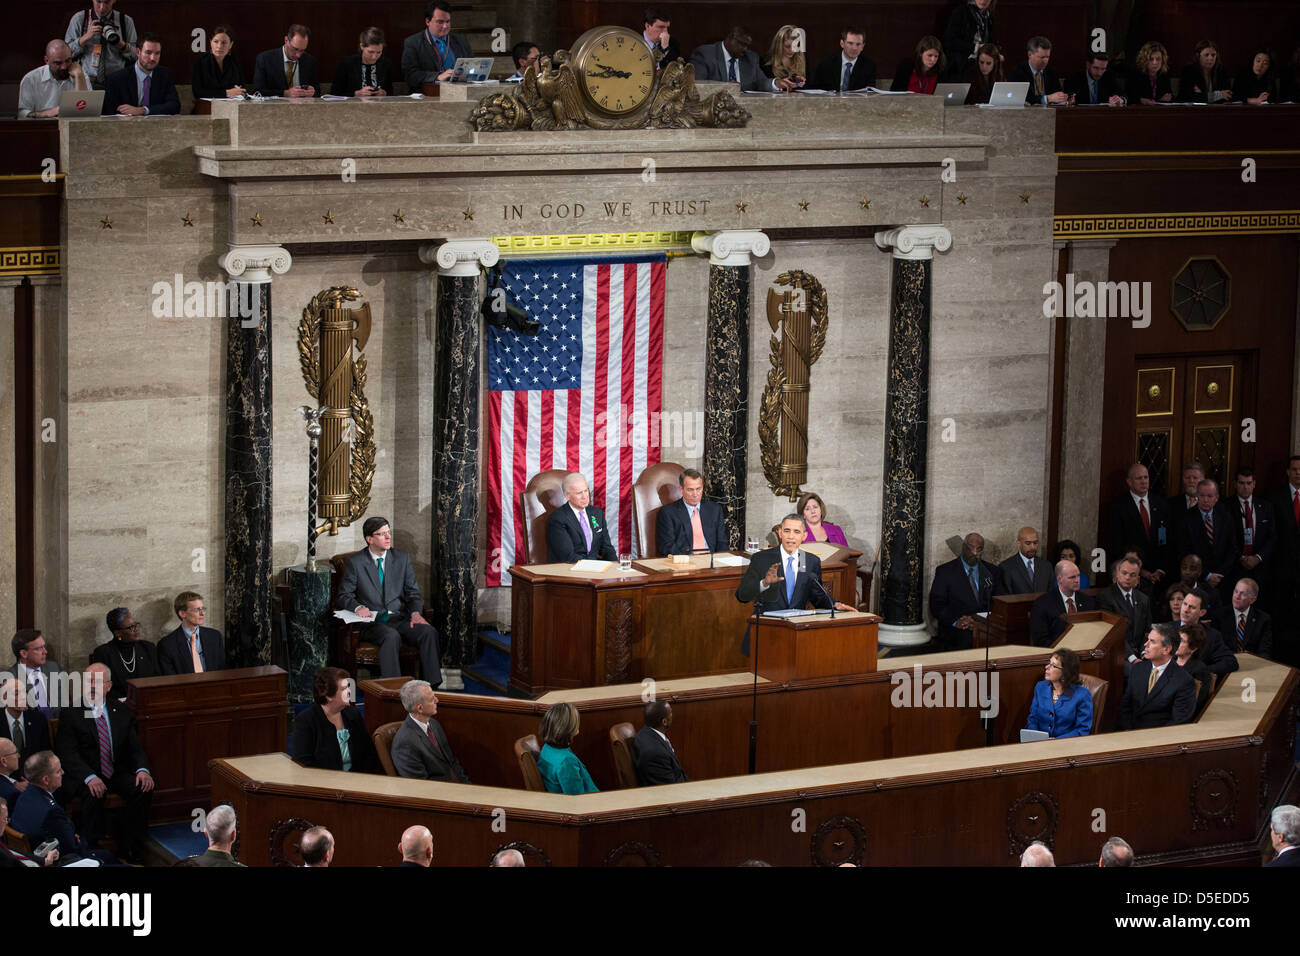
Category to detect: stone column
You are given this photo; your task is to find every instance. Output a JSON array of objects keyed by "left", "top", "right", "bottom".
[
  {"left": 692, "top": 230, "right": 770, "bottom": 548},
  {"left": 30, "top": 275, "right": 66, "bottom": 649},
  {"left": 218, "top": 244, "right": 292, "bottom": 667},
  {"left": 873, "top": 226, "right": 952, "bottom": 647},
  {"left": 420, "top": 239, "right": 498, "bottom": 678},
  {"left": 0, "top": 278, "right": 20, "bottom": 640}
]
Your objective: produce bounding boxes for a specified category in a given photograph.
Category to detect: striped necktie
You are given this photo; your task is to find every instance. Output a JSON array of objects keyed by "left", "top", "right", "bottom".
[
  {"left": 1236, "top": 614, "right": 1246, "bottom": 651},
  {"left": 1203, "top": 511, "right": 1214, "bottom": 544},
  {"left": 96, "top": 710, "right": 114, "bottom": 778}
]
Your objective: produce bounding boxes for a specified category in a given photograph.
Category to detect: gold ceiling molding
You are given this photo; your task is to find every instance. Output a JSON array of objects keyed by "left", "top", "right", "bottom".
[
  {"left": 0, "top": 246, "right": 60, "bottom": 276},
  {"left": 1055, "top": 210, "right": 1300, "bottom": 240},
  {"left": 491, "top": 231, "right": 695, "bottom": 255}
]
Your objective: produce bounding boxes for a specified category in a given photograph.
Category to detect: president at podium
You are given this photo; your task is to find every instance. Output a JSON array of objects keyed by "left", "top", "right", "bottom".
[{"left": 736, "top": 514, "right": 855, "bottom": 612}]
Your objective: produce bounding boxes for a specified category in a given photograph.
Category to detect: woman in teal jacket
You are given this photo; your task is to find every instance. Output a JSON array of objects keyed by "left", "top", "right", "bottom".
[{"left": 536, "top": 702, "right": 599, "bottom": 794}]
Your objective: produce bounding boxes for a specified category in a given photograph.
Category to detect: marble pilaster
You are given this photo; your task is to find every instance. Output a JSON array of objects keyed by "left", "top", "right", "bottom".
[
  {"left": 0, "top": 278, "right": 19, "bottom": 641},
  {"left": 284, "top": 563, "right": 332, "bottom": 702}
]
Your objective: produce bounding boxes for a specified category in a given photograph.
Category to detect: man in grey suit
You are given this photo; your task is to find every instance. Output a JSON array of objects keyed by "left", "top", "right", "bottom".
[
  {"left": 689, "top": 27, "right": 791, "bottom": 93},
  {"left": 1098, "top": 556, "right": 1152, "bottom": 666},
  {"left": 389, "top": 680, "right": 469, "bottom": 783},
  {"left": 337, "top": 516, "right": 442, "bottom": 683},
  {"left": 402, "top": 1, "right": 472, "bottom": 89},
  {"left": 9, "top": 629, "right": 63, "bottom": 718},
  {"left": 996, "top": 526, "right": 1054, "bottom": 595}
]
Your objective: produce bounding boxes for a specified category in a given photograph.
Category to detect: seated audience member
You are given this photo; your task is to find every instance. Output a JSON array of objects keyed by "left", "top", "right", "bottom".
[
  {"left": 642, "top": 7, "right": 680, "bottom": 68},
  {"left": 942, "top": 0, "right": 995, "bottom": 82},
  {"left": 507, "top": 40, "right": 540, "bottom": 81},
  {"left": 66, "top": 0, "right": 138, "bottom": 89},
  {"left": 402, "top": 1, "right": 472, "bottom": 88},
  {"left": 1026, "top": 646, "right": 1093, "bottom": 738},
  {"left": 547, "top": 472, "right": 618, "bottom": 562},
  {"left": 536, "top": 703, "right": 598, "bottom": 794},
  {"left": 964, "top": 43, "right": 1003, "bottom": 104},
  {"left": 55, "top": 664, "right": 153, "bottom": 863},
  {"left": 1098, "top": 556, "right": 1152, "bottom": 665},
  {"left": 398, "top": 825, "right": 433, "bottom": 867},
  {"left": 1177, "top": 40, "right": 1231, "bottom": 103},
  {"left": 1164, "top": 554, "right": 1219, "bottom": 616},
  {"left": 1099, "top": 836, "right": 1134, "bottom": 867},
  {"left": 19, "top": 40, "right": 89, "bottom": 118},
  {"left": 92, "top": 607, "right": 159, "bottom": 697},
  {"left": 0, "top": 794, "right": 59, "bottom": 867},
  {"left": 1212, "top": 578, "right": 1273, "bottom": 657},
  {"left": 1231, "top": 466, "right": 1274, "bottom": 594},
  {"left": 1158, "top": 582, "right": 1187, "bottom": 624},
  {"left": 737, "top": 515, "right": 854, "bottom": 614},
  {"left": 1050, "top": 539, "right": 1091, "bottom": 589},
  {"left": 810, "top": 27, "right": 876, "bottom": 92},
  {"left": 761, "top": 24, "right": 807, "bottom": 89},
  {"left": 996, "top": 526, "right": 1053, "bottom": 595},
  {"left": 799, "top": 491, "right": 848, "bottom": 546},
  {"left": 0, "top": 737, "right": 26, "bottom": 813},
  {"left": 1029, "top": 560, "right": 1097, "bottom": 647},
  {"left": 1127, "top": 41, "right": 1173, "bottom": 104},
  {"left": 1232, "top": 48, "right": 1279, "bottom": 104},
  {"left": 927, "top": 532, "right": 998, "bottom": 650},
  {"left": 1, "top": 678, "right": 51, "bottom": 764},
  {"left": 290, "top": 667, "right": 381, "bottom": 773},
  {"left": 332, "top": 27, "right": 393, "bottom": 97},
  {"left": 195, "top": 804, "right": 245, "bottom": 866},
  {"left": 300, "top": 826, "right": 333, "bottom": 867},
  {"left": 1065, "top": 50, "right": 1125, "bottom": 105},
  {"left": 1178, "top": 588, "right": 1238, "bottom": 677},
  {"left": 1020, "top": 841, "right": 1055, "bottom": 867},
  {"left": 1117, "top": 624, "right": 1197, "bottom": 730},
  {"left": 11, "top": 629, "right": 62, "bottom": 717},
  {"left": 657, "top": 468, "right": 728, "bottom": 556},
  {"left": 1174, "top": 621, "right": 1214, "bottom": 712},
  {"left": 12, "top": 752, "right": 116, "bottom": 864},
  {"left": 633, "top": 700, "right": 688, "bottom": 785},
  {"left": 102, "top": 33, "right": 180, "bottom": 116},
  {"left": 390, "top": 680, "right": 469, "bottom": 783},
  {"left": 158, "top": 591, "right": 226, "bottom": 675},
  {"left": 892, "top": 36, "right": 946, "bottom": 94},
  {"left": 491, "top": 848, "right": 526, "bottom": 867},
  {"left": 1169, "top": 461, "right": 1204, "bottom": 514},
  {"left": 1268, "top": 805, "right": 1300, "bottom": 866},
  {"left": 1105, "top": 463, "right": 1170, "bottom": 592},
  {"left": 690, "top": 27, "right": 791, "bottom": 93},
  {"left": 191, "top": 24, "right": 245, "bottom": 101},
  {"left": 253, "top": 24, "right": 319, "bottom": 97},
  {"left": 1008, "top": 36, "right": 1070, "bottom": 104}
]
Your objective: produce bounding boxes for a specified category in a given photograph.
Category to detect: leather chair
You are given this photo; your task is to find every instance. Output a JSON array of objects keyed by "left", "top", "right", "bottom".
[
  {"left": 373, "top": 721, "right": 404, "bottom": 777},
  {"left": 1078, "top": 674, "right": 1109, "bottom": 735},
  {"left": 4, "top": 825, "right": 31, "bottom": 854},
  {"left": 514, "top": 734, "right": 545, "bottom": 792},
  {"left": 328, "top": 552, "right": 419, "bottom": 679},
  {"left": 519, "top": 470, "right": 569, "bottom": 564},
  {"left": 631, "top": 461, "right": 685, "bottom": 558},
  {"left": 609, "top": 722, "right": 639, "bottom": 789}
]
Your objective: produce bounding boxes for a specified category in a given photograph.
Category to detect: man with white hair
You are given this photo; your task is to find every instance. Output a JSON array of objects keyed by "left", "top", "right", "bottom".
[
  {"left": 491, "top": 848, "right": 526, "bottom": 867},
  {"left": 398, "top": 825, "right": 433, "bottom": 867},
  {"left": 1020, "top": 841, "right": 1055, "bottom": 867},
  {"left": 1028, "top": 560, "right": 1097, "bottom": 647},
  {"left": 390, "top": 680, "right": 469, "bottom": 783},
  {"left": 1, "top": 677, "right": 51, "bottom": 764},
  {"left": 195, "top": 804, "right": 244, "bottom": 867},
  {"left": 1099, "top": 836, "right": 1134, "bottom": 867},
  {"left": 545, "top": 472, "right": 617, "bottom": 563},
  {"left": 1266, "top": 805, "right": 1300, "bottom": 867}
]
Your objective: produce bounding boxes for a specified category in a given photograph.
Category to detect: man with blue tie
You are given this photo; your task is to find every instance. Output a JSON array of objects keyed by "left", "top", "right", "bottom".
[
  {"left": 928, "top": 532, "right": 1000, "bottom": 650},
  {"left": 157, "top": 591, "right": 226, "bottom": 675},
  {"left": 811, "top": 27, "right": 876, "bottom": 92},
  {"left": 1065, "top": 51, "right": 1125, "bottom": 105},
  {"left": 689, "top": 27, "right": 790, "bottom": 92},
  {"left": 735, "top": 514, "right": 855, "bottom": 612}
]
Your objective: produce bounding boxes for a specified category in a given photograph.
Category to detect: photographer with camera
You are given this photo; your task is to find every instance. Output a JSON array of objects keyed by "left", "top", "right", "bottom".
[{"left": 65, "top": 0, "right": 138, "bottom": 89}]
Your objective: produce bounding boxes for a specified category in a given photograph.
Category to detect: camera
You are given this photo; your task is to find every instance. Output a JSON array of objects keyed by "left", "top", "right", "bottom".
[{"left": 97, "top": 15, "right": 121, "bottom": 46}]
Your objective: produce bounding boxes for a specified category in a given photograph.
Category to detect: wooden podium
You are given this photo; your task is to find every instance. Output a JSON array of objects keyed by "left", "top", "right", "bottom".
[{"left": 751, "top": 611, "right": 878, "bottom": 682}]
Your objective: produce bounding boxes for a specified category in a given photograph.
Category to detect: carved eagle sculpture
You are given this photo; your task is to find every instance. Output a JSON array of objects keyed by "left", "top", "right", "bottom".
[{"left": 534, "top": 53, "right": 586, "bottom": 130}]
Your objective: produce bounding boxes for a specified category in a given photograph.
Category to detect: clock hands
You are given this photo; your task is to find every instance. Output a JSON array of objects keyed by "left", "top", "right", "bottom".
[{"left": 589, "top": 60, "right": 633, "bottom": 79}]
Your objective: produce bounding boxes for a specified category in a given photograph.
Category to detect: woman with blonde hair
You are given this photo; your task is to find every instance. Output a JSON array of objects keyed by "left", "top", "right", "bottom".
[
  {"left": 1129, "top": 40, "right": 1173, "bottom": 104},
  {"left": 761, "top": 24, "right": 806, "bottom": 88}
]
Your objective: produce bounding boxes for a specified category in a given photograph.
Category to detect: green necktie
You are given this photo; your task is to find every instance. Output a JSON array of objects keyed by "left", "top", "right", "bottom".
[{"left": 376, "top": 556, "right": 388, "bottom": 621}]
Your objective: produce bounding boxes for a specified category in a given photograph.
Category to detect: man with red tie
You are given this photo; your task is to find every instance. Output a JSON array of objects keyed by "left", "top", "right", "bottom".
[
  {"left": 656, "top": 468, "right": 728, "bottom": 556},
  {"left": 1268, "top": 455, "right": 1300, "bottom": 665},
  {"left": 1028, "top": 560, "right": 1097, "bottom": 647},
  {"left": 1230, "top": 467, "right": 1275, "bottom": 596},
  {"left": 1105, "top": 462, "right": 1172, "bottom": 590},
  {"left": 158, "top": 591, "right": 226, "bottom": 675},
  {"left": 1211, "top": 578, "right": 1273, "bottom": 659},
  {"left": 1176, "top": 478, "right": 1239, "bottom": 602}
]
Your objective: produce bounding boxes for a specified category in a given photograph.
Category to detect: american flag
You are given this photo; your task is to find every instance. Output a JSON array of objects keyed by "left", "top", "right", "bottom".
[{"left": 485, "top": 255, "right": 665, "bottom": 586}]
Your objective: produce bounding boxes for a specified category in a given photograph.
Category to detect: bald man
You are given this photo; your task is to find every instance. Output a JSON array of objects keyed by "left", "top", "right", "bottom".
[
  {"left": 398, "top": 825, "right": 433, "bottom": 867},
  {"left": 996, "top": 527, "right": 1054, "bottom": 594},
  {"left": 491, "top": 848, "right": 526, "bottom": 867},
  {"left": 1105, "top": 462, "right": 1173, "bottom": 589},
  {"left": 928, "top": 533, "right": 1000, "bottom": 650},
  {"left": 1028, "top": 560, "right": 1098, "bottom": 647},
  {"left": 19, "top": 39, "right": 89, "bottom": 118}
]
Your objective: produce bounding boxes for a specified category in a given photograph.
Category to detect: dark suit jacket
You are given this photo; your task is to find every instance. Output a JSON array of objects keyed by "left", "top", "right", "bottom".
[
  {"left": 995, "top": 553, "right": 1053, "bottom": 595},
  {"left": 1007, "top": 61, "right": 1063, "bottom": 104},
  {"left": 735, "top": 547, "right": 831, "bottom": 612},
  {"left": 650, "top": 37, "right": 682, "bottom": 70},
  {"left": 101, "top": 64, "right": 180, "bottom": 115},
  {"left": 1266, "top": 847, "right": 1300, "bottom": 867},
  {"left": 90, "top": 638, "right": 159, "bottom": 696},
  {"left": 331, "top": 53, "right": 394, "bottom": 96},
  {"left": 1098, "top": 584, "right": 1153, "bottom": 661},
  {"left": 1211, "top": 605, "right": 1272, "bottom": 659},
  {"left": 337, "top": 547, "right": 426, "bottom": 617},
  {"left": 12, "top": 785, "right": 88, "bottom": 856},
  {"left": 1194, "top": 623, "right": 1239, "bottom": 677},
  {"left": 1178, "top": 505, "right": 1240, "bottom": 581},
  {"left": 928, "top": 557, "right": 998, "bottom": 647},
  {"left": 1117, "top": 659, "right": 1196, "bottom": 730},
  {"left": 546, "top": 505, "right": 617, "bottom": 563},
  {"left": 1126, "top": 69, "right": 1173, "bottom": 103},
  {"left": 193, "top": 848, "right": 245, "bottom": 867},
  {"left": 1230, "top": 496, "right": 1276, "bottom": 582},
  {"left": 1064, "top": 68, "right": 1124, "bottom": 104},
  {"left": 390, "top": 716, "right": 468, "bottom": 783},
  {"left": 810, "top": 52, "right": 877, "bottom": 92},
  {"left": 290, "top": 703, "right": 381, "bottom": 774},
  {"left": 1271, "top": 484, "right": 1300, "bottom": 588},
  {"left": 1, "top": 707, "right": 51, "bottom": 762},
  {"left": 1176, "top": 63, "right": 1230, "bottom": 103},
  {"left": 631, "top": 724, "right": 687, "bottom": 785},
  {"left": 157, "top": 625, "right": 226, "bottom": 675},
  {"left": 1, "top": 773, "right": 21, "bottom": 814},
  {"left": 1105, "top": 492, "right": 1173, "bottom": 577},
  {"left": 1029, "top": 588, "right": 1098, "bottom": 647},
  {"left": 400, "top": 30, "right": 472, "bottom": 88},
  {"left": 11, "top": 659, "right": 63, "bottom": 717},
  {"left": 655, "top": 498, "right": 727, "bottom": 556},
  {"left": 252, "top": 47, "right": 321, "bottom": 96},
  {"left": 55, "top": 697, "right": 150, "bottom": 786},
  {"left": 688, "top": 43, "right": 772, "bottom": 92}
]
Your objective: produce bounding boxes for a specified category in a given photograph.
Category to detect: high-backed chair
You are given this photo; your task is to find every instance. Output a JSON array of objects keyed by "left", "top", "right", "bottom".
[
  {"left": 514, "top": 734, "right": 545, "bottom": 792},
  {"left": 519, "top": 470, "right": 570, "bottom": 565},
  {"left": 631, "top": 461, "right": 685, "bottom": 558},
  {"left": 4, "top": 825, "right": 31, "bottom": 854},
  {"left": 373, "top": 720, "right": 404, "bottom": 777},
  {"left": 328, "top": 552, "right": 418, "bottom": 678},
  {"left": 609, "top": 722, "right": 639, "bottom": 789},
  {"left": 1078, "top": 674, "right": 1109, "bottom": 735}
]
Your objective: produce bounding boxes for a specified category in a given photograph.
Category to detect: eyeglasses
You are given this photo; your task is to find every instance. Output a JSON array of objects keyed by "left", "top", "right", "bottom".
[{"left": 120, "top": 623, "right": 141, "bottom": 631}]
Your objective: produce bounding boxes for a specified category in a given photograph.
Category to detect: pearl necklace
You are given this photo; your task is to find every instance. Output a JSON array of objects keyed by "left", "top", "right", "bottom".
[{"left": 118, "top": 642, "right": 138, "bottom": 674}]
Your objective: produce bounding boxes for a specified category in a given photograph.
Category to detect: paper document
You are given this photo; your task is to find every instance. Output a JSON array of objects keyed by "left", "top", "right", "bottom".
[
  {"left": 333, "top": 609, "right": 369, "bottom": 624},
  {"left": 762, "top": 608, "right": 832, "bottom": 618},
  {"left": 322, "top": 94, "right": 350, "bottom": 101},
  {"left": 713, "top": 554, "right": 750, "bottom": 567},
  {"left": 571, "top": 559, "right": 612, "bottom": 572}
]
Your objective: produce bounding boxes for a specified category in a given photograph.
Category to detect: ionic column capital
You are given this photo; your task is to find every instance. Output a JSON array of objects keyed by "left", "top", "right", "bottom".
[
  {"left": 420, "top": 239, "right": 499, "bottom": 277},
  {"left": 874, "top": 226, "right": 953, "bottom": 261},
  {"left": 691, "top": 230, "right": 770, "bottom": 267},
  {"left": 218, "top": 245, "right": 292, "bottom": 283}
]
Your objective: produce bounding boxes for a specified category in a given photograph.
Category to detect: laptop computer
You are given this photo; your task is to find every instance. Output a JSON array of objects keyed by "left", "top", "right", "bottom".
[
  {"left": 57, "top": 89, "right": 106, "bottom": 117},
  {"left": 935, "top": 83, "right": 969, "bottom": 106},
  {"left": 449, "top": 57, "right": 494, "bottom": 82},
  {"left": 980, "top": 81, "right": 1029, "bottom": 108}
]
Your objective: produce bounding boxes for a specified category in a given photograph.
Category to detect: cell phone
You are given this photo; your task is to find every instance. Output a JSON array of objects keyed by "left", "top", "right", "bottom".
[{"left": 34, "top": 839, "right": 58, "bottom": 858}]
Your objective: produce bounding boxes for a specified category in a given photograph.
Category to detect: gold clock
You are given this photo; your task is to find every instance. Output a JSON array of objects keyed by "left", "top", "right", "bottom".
[{"left": 570, "top": 26, "right": 657, "bottom": 116}]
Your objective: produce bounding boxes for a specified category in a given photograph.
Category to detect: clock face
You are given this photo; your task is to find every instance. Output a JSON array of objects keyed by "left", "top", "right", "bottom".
[{"left": 576, "top": 29, "right": 656, "bottom": 115}]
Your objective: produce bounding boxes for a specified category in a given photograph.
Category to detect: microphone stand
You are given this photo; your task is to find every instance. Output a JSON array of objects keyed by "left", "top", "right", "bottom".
[
  {"left": 809, "top": 568, "right": 837, "bottom": 619},
  {"left": 980, "top": 569, "right": 995, "bottom": 746},
  {"left": 748, "top": 595, "right": 762, "bottom": 774}
]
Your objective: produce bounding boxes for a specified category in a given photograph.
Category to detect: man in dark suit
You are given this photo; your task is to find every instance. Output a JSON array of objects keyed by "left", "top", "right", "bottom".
[
  {"left": 55, "top": 663, "right": 153, "bottom": 862},
  {"left": 546, "top": 472, "right": 618, "bottom": 563},
  {"left": 996, "top": 526, "right": 1053, "bottom": 595},
  {"left": 1178, "top": 588, "right": 1238, "bottom": 678},
  {"left": 389, "top": 680, "right": 469, "bottom": 783},
  {"left": 101, "top": 34, "right": 179, "bottom": 115},
  {"left": 1177, "top": 479, "right": 1239, "bottom": 600},
  {"left": 1007, "top": 36, "right": 1070, "bottom": 104},
  {"left": 10, "top": 628, "right": 63, "bottom": 718},
  {"left": 1266, "top": 805, "right": 1300, "bottom": 867},
  {"left": 642, "top": 7, "right": 681, "bottom": 68},
  {"left": 253, "top": 24, "right": 320, "bottom": 97},
  {"left": 157, "top": 590, "right": 226, "bottom": 675},
  {"left": 928, "top": 532, "right": 999, "bottom": 650},
  {"left": 194, "top": 804, "right": 245, "bottom": 867},
  {"left": 0, "top": 737, "right": 25, "bottom": 813},
  {"left": 1117, "top": 623, "right": 1197, "bottom": 730},
  {"left": 1168, "top": 461, "right": 1204, "bottom": 515},
  {"left": 810, "top": 27, "right": 876, "bottom": 92},
  {"left": 1212, "top": 578, "right": 1273, "bottom": 658},
  {"left": 398, "top": 825, "right": 434, "bottom": 867},
  {"left": 1270, "top": 455, "right": 1300, "bottom": 665},
  {"left": 736, "top": 515, "right": 854, "bottom": 613},
  {"left": 1105, "top": 462, "right": 1173, "bottom": 590},
  {"left": 12, "top": 751, "right": 116, "bottom": 864},
  {"left": 1064, "top": 50, "right": 1125, "bottom": 105},
  {"left": 1029, "top": 560, "right": 1098, "bottom": 647},
  {"left": 401, "top": 1, "right": 472, "bottom": 89},
  {"left": 1, "top": 677, "right": 51, "bottom": 763},
  {"left": 1098, "top": 556, "right": 1152, "bottom": 665},
  {"left": 656, "top": 468, "right": 727, "bottom": 556},
  {"left": 689, "top": 27, "right": 787, "bottom": 93},
  {"left": 1229, "top": 467, "right": 1275, "bottom": 595},
  {"left": 337, "top": 516, "right": 442, "bottom": 682},
  {"left": 632, "top": 700, "right": 687, "bottom": 786},
  {"left": 0, "top": 795, "right": 59, "bottom": 866}
]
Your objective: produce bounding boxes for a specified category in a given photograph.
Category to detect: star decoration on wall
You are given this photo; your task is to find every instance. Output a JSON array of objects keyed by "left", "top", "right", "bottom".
[
  {"left": 392, "top": 209, "right": 405, "bottom": 223},
  {"left": 99, "top": 216, "right": 112, "bottom": 229},
  {"left": 956, "top": 193, "right": 968, "bottom": 206},
  {"left": 250, "top": 213, "right": 264, "bottom": 227},
  {"left": 736, "top": 200, "right": 748, "bottom": 213},
  {"left": 181, "top": 213, "right": 195, "bottom": 226},
  {"left": 919, "top": 195, "right": 931, "bottom": 208},
  {"left": 1019, "top": 192, "right": 1031, "bottom": 204},
  {"left": 322, "top": 209, "right": 335, "bottom": 224},
  {"left": 798, "top": 200, "right": 809, "bottom": 211},
  {"left": 462, "top": 208, "right": 475, "bottom": 221},
  {"left": 860, "top": 197, "right": 871, "bottom": 209}
]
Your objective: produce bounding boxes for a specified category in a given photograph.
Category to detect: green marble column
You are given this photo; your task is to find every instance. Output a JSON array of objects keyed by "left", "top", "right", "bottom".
[{"left": 284, "top": 564, "right": 332, "bottom": 702}]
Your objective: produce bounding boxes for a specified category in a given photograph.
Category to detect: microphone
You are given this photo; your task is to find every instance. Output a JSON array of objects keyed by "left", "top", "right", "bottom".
[{"left": 808, "top": 565, "right": 837, "bottom": 618}]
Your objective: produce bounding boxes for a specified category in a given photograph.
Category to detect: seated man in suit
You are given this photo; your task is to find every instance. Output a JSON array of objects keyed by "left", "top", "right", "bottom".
[
  {"left": 642, "top": 7, "right": 681, "bottom": 68},
  {"left": 0, "top": 738, "right": 25, "bottom": 813},
  {"left": 1211, "top": 578, "right": 1272, "bottom": 658},
  {"left": 690, "top": 26, "right": 791, "bottom": 92},
  {"left": 996, "top": 526, "right": 1053, "bottom": 595},
  {"left": 656, "top": 468, "right": 727, "bottom": 556},
  {"left": 55, "top": 663, "right": 153, "bottom": 863},
  {"left": 158, "top": 591, "right": 226, "bottom": 675},
  {"left": 736, "top": 514, "right": 855, "bottom": 613},
  {"left": 811, "top": 26, "right": 876, "bottom": 92},
  {"left": 195, "top": 804, "right": 245, "bottom": 867},
  {"left": 402, "top": 1, "right": 472, "bottom": 89},
  {"left": 0, "top": 678, "right": 51, "bottom": 764},
  {"left": 1117, "top": 623, "right": 1197, "bottom": 730},
  {"left": 1267, "top": 805, "right": 1300, "bottom": 867},
  {"left": 1098, "top": 556, "right": 1152, "bottom": 666},
  {"left": 1177, "top": 588, "right": 1238, "bottom": 678},
  {"left": 632, "top": 700, "right": 688, "bottom": 786},
  {"left": 337, "top": 516, "right": 442, "bottom": 683},
  {"left": 12, "top": 751, "right": 115, "bottom": 864},
  {"left": 1064, "top": 50, "right": 1125, "bottom": 105},
  {"left": 928, "top": 532, "right": 999, "bottom": 650},
  {"left": 10, "top": 628, "right": 63, "bottom": 718},
  {"left": 546, "top": 472, "right": 618, "bottom": 563},
  {"left": 1177, "top": 478, "right": 1239, "bottom": 601},
  {"left": 1028, "top": 560, "right": 1097, "bottom": 647},
  {"left": 389, "top": 679, "right": 469, "bottom": 783},
  {"left": 101, "top": 34, "right": 179, "bottom": 115},
  {"left": 253, "top": 24, "right": 319, "bottom": 97},
  {"left": 1008, "top": 35, "right": 1070, "bottom": 104},
  {"left": 1105, "top": 462, "right": 1171, "bottom": 592}
]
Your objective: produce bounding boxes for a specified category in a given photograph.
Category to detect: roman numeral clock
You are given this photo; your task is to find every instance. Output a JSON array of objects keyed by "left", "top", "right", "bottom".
[{"left": 573, "top": 27, "right": 656, "bottom": 116}]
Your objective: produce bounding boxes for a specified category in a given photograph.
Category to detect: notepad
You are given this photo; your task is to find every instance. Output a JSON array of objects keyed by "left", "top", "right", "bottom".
[
  {"left": 571, "top": 559, "right": 612, "bottom": 572},
  {"left": 713, "top": 554, "right": 749, "bottom": 567}
]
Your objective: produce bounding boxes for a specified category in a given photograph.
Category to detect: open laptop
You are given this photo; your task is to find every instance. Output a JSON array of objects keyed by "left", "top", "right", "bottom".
[
  {"left": 935, "top": 83, "right": 969, "bottom": 106},
  {"left": 449, "top": 57, "right": 494, "bottom": 82},
  {"left": 980, "top": 81, "right": 1029, "bottom": 108},
  {"left": 57, "top": 89, "right": 105, "bottom": 117}
]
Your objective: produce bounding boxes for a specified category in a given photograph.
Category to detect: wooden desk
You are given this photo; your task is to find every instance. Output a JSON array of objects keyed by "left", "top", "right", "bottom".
[
  {"left": 973, "top": 586, "right": 1105, "bottom": 648},
  {"left": 127, "top": 666, "right": 287, "bottom": 818},
  {"left": 509, "top": 547, "right": 860, "bottom": 695}
]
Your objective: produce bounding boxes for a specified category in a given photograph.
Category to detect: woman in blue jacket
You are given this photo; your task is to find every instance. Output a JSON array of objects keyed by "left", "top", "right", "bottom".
[{"left": 1027, "top": 646, "right": 1093, "bottom": 738}]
